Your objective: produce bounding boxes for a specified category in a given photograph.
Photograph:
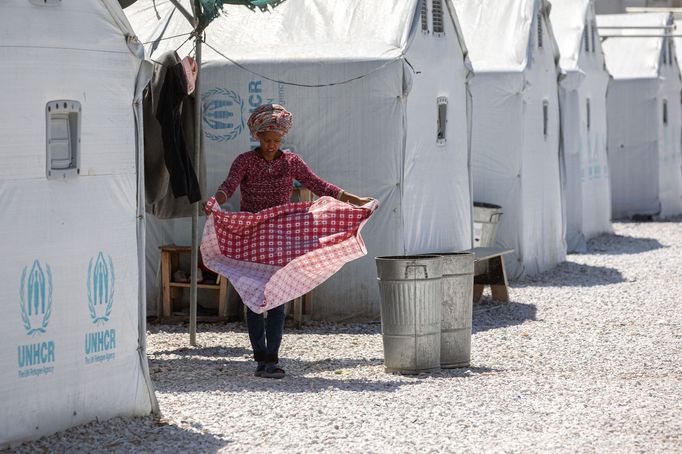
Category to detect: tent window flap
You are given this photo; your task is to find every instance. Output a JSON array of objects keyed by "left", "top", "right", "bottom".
[
  {"left": 663, "top": 100, "right": 668, "bottom": 125},
  {"left": 421, "top": 0, "right": 428, "bottom": 33},
  {"left": 542, "top": 99, "right": 549, "bottom": 138},
  {"left": 437, "top": 96, "right": 447, "bottom": 145},
  {"left": 432, "top": 0, "right": 444, "bottom": 36},
  {"left": 46, "top": 100, "right": 80, "bottom": 179}
]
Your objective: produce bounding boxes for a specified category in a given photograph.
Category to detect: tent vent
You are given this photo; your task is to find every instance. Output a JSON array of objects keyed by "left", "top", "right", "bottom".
[
  {"left": 432, "top": 0, "right": 444, "bottom": 37},
  {"left": 421, "top": 0, "right": 429, "bottom": 34},
  {"left": 663, "top": 39, "right": 668, "bottom": 65},
  {"left": 668, "top": 40, "right": 673, "bottom": 66},
  {"left": 584, "top": 26, "right": 590, "bottom": 53},
  {"left": 29, "top": 0, "right": 61, "bottom": 5},
  {"left": 542, "top": 100, "right": 549, "bottom": 138},
  {"left": 46, "top": 100, "right": 80, "bottom": 180},
  {"left": 436, "top": 96, "right": 448, "bottom": 145},
  {"left": 663, "top": 100, "right": 668, "bottom": 126},
  {"left": 586, "top": 98, "right": 591, "bottom": 131},
  {"left": 537, "top": 13, "right": 543, "bottom": 48},
  {"left": 591, "top": 21, "right": 596, "bottom": 53}
]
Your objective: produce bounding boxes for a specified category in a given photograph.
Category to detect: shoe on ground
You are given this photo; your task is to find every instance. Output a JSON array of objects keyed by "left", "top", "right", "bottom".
[
  {"left": 261, "top": 365, "right": 285, "bottom": 379},
  {"left": 254, "top": 364, "right": 266, "bottom": 377}
]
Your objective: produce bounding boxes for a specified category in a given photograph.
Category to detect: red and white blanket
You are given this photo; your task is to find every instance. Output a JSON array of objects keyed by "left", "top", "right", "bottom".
[{"left": 201, "top": 196, "right": 378, "bottom": 313}]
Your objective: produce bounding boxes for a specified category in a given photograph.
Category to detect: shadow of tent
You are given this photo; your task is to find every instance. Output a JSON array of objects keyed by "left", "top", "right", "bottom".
[
  {"left": 152, "top": 345, "right": 252, "bottom": 357},
  {"left": 585, "top": 233, "right": 666, "bottom": 255},
  {"left": 472, "top": 301, "right": 536, "bottom": 334},
  {"left": 515, "top": 262, "right": 626, "bottom": 288},
  {"left": 148, "top": 350, "right": 417, "bottom": 394},
  {"left": 14, "top": 416, "right": 232, "bottom": 452},
  {"left": 615, "top": 215, "right": 682, "bottom": 224}
]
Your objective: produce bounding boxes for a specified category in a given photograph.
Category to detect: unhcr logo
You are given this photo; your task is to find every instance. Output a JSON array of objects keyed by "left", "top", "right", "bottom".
[
  {"left": 17, "top": 260, "right": 55, "bottom": 378},
  {"left": 202, "top": 88, "right": 245, "bottom": 142},
  {"left": 203, "top": 80, "right": 270, "bottom": 142},
  {"left": 19, "top": 260, "right": 53, "bottom": 336},
  {"left": 87, "top": 252, "right": 115, "bottom": 324},
  {"left": 85, "top": 252, "right": 117, "bottom": 365}
]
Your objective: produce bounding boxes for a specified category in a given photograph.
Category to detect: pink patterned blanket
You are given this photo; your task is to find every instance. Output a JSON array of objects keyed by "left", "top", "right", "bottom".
[{"left": 201, "top": 196, "right": 378, "bottom": 313}]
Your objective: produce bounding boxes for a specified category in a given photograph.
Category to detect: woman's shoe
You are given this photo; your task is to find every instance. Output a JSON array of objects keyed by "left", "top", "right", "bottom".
[
  {"left": 254, "top": 364, "right": 266, "bottom": 377},
  {"left": 261, "top": 365, "right": 285, "bottom": 379}
]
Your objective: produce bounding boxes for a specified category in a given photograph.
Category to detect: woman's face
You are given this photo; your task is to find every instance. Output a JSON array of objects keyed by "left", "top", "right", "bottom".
[{"left": 257, "top": 131, "right": 283, "bottom": 160}]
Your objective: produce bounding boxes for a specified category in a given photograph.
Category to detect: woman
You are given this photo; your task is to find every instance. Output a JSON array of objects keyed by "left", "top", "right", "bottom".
[{"left": 204, "top": 104, "right": 371, "bottom": 379}]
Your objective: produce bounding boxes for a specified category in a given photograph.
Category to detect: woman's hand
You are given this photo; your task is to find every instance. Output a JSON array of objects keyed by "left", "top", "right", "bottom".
[
  {"left": 340, "top": 191, "right": 374, "bottom": 207},
  {"left": 350, "top": 196, "right": 374, "bottom": 206},
  {"left": 204, "top": 192, "right": 228, "bottom": 215}
]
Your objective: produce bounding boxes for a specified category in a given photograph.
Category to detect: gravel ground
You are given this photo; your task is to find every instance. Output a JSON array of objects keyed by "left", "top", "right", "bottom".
[{"left": 6, "top": 220, "right": 682, "bottom": 453}]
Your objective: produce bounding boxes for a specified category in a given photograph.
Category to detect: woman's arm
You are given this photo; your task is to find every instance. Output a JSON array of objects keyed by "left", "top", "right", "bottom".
[
  {"left": 291, "top": 154, "right": 341, "bottom": 198},
  {"left": 204, "top": 155, "right": 246, "bottom": 214},
  {"left": 292, "top": 155, "right": 372, "bottom": 207},
  {"left": 337, "top": 190, "right": 373, "bottom": 207}
]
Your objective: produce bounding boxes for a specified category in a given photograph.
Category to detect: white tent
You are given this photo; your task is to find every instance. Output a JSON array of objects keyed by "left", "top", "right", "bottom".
[
  {"left": 125, "top": 0, "right": 473, "bottom": 320},
  {"left": 452, "top": 0, "right": 566, "bottom": 279},
  {"left": 551, "top": 0, "right": 612, "bottom": 252},
  {"left": 597, "top": 13, "right": 682, "bottom": 219},
  {"left": 0, "top": 0, "right": 157, "bottom": 447}
]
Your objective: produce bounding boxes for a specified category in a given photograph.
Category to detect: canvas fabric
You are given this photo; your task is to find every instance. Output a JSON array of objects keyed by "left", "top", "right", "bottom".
[{"left": 201, "top": 196, "right": 378, "bottom": 313}]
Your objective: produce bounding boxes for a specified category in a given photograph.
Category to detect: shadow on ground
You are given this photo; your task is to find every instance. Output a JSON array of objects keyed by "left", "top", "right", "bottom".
[
  {"left": 5, "top": 416, "right": 231, "bottom": 453},
  {"left": 585, "top": 233, "right": 666, "bottom": 255},
  {"left": 149, "top": 353, "right": 411, "bottom": 394},
  {"left": 515, "top": 262, "right": 626, "bottom": 288},
  {"left": 147, "top": 323, "right": 505, "bottom": 394},
  {"left": 472, "top": 301, "right": 536, "bottom": 334},
  {"left": 614, "top": 215, "right": 682, "bottom": 224}
]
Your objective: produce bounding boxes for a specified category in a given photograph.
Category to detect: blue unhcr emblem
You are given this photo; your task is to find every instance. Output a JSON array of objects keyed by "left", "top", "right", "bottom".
[
  {"left": 202, "top": 88, "right": 245, "bottom": 142},
  {"left": 87, "top": 252, "right": 115, "bottom": 324},
  {"left": 19, "top": 260, "right": 53, "bottom": 336}
]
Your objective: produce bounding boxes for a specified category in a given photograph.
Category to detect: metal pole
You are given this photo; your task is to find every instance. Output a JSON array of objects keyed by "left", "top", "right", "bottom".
[{"left": 189, "top": 29, "right": 202, "bottom": 347}]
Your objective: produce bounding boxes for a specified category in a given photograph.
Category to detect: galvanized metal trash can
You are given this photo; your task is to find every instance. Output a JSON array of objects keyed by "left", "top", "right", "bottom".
[
  {"left": 438, "top": 252, "right": 474, "bottom": 368},
  {"left": 473, "top": 202, "right": 503, "bottom": 247},
  {"left": 375, "top": 255, "right": 443, "bottom": 374}
]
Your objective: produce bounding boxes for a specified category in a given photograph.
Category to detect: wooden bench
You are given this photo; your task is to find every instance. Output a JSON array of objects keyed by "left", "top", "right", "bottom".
[{"left": 464, "top": 247, "right": 514, "bottom": 303}]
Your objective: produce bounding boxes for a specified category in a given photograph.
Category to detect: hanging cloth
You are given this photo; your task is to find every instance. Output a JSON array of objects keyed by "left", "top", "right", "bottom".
[
  {"left": 155, "top": 59, "right": 202, "bottom": 203},
  {"left": 201, "top": 196, "right": 378, "bottom": 313},
  {"left": 180, "top": 55, "right": 198, "bottom": 95}
]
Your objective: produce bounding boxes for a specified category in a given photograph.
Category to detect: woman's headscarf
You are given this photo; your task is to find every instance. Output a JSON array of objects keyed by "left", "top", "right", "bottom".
[{"left": 247, "top": 103, "right": 293, "bottom": 138}]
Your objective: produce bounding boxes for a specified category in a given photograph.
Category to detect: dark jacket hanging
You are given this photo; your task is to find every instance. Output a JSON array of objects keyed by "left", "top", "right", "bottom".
[{"left": 155, "top": 55, "right": 202, "bottom": 203}]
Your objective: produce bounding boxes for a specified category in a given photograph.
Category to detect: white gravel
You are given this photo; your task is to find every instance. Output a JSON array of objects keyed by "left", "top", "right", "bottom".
[{"left": 5, "top": 220, "right": 682, "bottom": 453}]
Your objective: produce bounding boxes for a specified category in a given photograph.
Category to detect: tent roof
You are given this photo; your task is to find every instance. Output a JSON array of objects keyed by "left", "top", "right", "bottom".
[
  {"left": 597, "top": 12, "right": 671, "bottom": 79},
  {"left": 550, "top": 0, "right": 591, "bottom": 72},
  {"left": 125, "top": 0, "right": 421, "bottom": 63},
  {"left": 452, "top": 0, "right": 549, "bottom": 72},
  {"left": 1, "top": 0, "right": 139, "bottom": 55}
]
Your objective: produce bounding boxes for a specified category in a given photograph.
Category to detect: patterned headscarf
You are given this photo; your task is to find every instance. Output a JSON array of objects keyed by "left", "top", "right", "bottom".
[{"left": 247, "top": 104, "right": 293, "bottom": 138}]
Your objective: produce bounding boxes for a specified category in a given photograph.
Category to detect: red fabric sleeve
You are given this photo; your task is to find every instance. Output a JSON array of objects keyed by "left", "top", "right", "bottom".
[
  {"left": 291, "top": 154, "right": 341, "bottom": 198},
  {"left": 217, "top": 154, "right": 247, "bottom": 199}
]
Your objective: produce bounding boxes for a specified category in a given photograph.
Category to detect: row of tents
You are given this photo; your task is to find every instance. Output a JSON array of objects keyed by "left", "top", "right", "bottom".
[
  {"left": 2, "top": 0, "right": 682, "bottom": 446},
  {"left": 127, "top": 0, "right": 682, "bottom": 316}
]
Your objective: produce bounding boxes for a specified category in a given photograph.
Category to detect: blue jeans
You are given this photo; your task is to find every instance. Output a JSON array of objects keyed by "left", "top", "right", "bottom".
[{"left": 246, "top": 304, "right": 285, "bottom": 364}]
